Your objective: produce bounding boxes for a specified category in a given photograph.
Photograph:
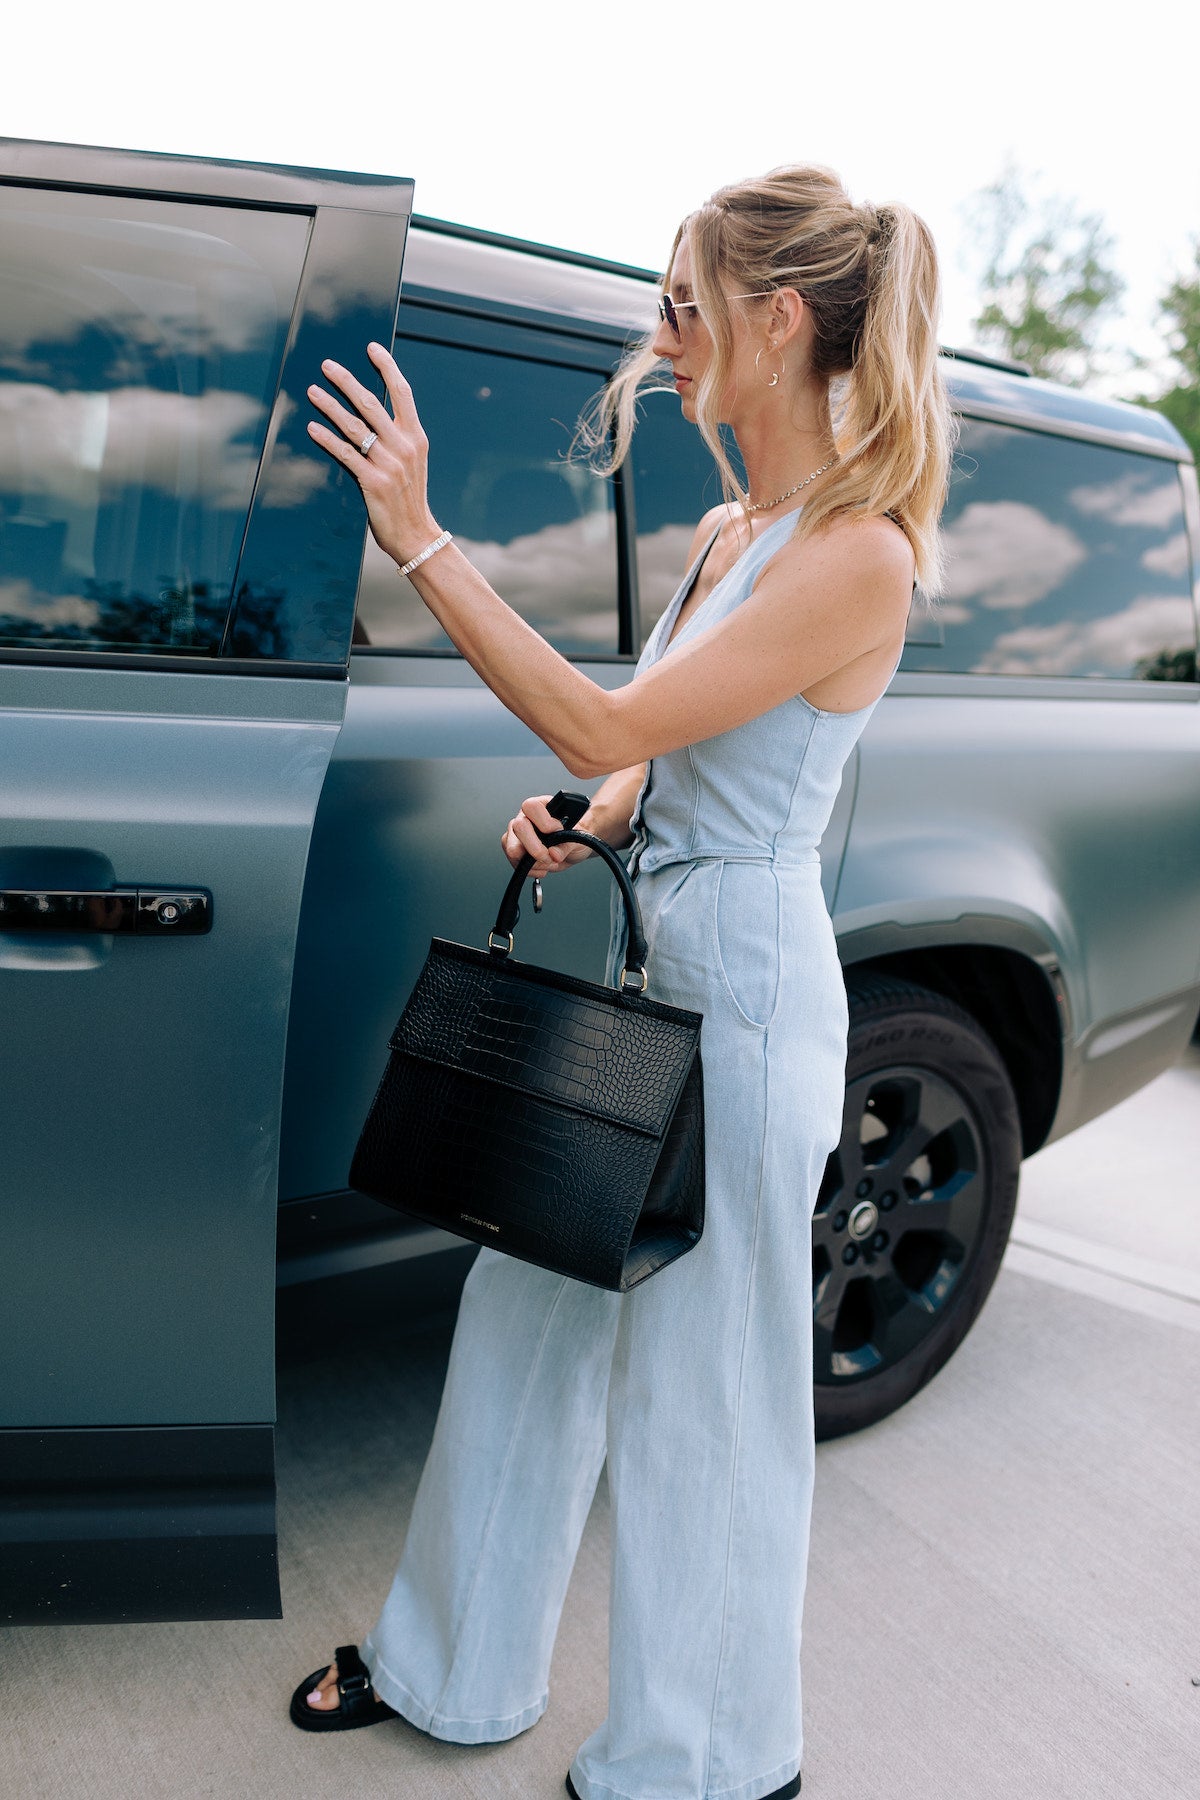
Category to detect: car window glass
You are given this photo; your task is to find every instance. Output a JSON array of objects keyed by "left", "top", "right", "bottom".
[
  {"left": 629, "top": 387, "right": 736, "bottom": 648},
  {"left": 907, "top": 417, "right": 1196, "bottom": 680},
  {"left": 0, "top": 186, "right": 309, "bottom": 656},
  {"left": 354, "top": 338, "right": 618, "bottom": 655}
]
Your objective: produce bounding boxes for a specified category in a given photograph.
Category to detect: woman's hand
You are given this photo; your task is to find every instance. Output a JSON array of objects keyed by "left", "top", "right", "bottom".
[
  {"left": 306, "top": 342, "right": 441, "bottom": 568},
  {"left": 501, "top": 795, "right": 599, "bottom": 876}
]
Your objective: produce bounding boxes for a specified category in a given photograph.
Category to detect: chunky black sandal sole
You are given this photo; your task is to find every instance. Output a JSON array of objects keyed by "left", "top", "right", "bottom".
[
  {"left": 565, "top": 1768, "right": 800, "bottom": 1798},
  {"left": 289, "top": 1642, "right": 399, "bottom": 1732}
]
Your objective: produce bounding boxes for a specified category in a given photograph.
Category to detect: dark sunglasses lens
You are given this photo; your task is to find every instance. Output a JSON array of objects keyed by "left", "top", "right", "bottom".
[{"left": 660, "top": 293, "right": 680, "bottom": 336}]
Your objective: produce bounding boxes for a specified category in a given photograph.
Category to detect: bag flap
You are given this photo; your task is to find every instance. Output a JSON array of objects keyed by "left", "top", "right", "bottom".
[{"left": 389, "top": 940, "right": 702, "bottom": 1139}]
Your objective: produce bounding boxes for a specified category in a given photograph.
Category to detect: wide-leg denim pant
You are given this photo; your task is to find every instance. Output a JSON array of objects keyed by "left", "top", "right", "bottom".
[{"left": 361, "top": 857, "right": 848, "bottom": 1800}]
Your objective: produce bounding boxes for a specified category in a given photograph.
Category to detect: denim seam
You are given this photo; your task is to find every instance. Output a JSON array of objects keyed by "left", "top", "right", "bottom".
[
  {"left": 772, "top": 709, "right": 815, "bottom": 859},
  {"left": 766, "top": 864, "right": 783, "bottom": 1032},
  {"left": 703, "top": 1018, "right": 771, "bottom": 1792},
  {"left": 685, "top": 739, "right": 701, "bottom": 854},
  {"left": 428, "top": 1272, "right": 570, "bottom": 1726}
]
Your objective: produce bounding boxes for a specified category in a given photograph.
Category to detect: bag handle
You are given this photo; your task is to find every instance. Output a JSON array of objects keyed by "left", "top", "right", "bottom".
[{"left": 489, "top": 803, "right": 649, "bottom": 993}]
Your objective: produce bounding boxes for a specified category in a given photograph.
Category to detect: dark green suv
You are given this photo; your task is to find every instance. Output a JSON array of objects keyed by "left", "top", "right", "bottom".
[{"left": 2, "top": 138, "right": 1197, "bottom": 1627}]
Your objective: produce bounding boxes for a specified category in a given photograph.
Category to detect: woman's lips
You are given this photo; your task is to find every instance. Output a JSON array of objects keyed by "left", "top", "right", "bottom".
[{"left": 674, "top": 375, "right": 691, "bottom": 388}]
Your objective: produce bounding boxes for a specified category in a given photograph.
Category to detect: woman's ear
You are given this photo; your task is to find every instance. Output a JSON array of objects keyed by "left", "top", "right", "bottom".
[{"left": 775, "top": 287, "right": 806, "bottom": 346}]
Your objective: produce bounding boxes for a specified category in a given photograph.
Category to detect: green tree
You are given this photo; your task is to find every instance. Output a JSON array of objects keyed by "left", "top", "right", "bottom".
[
  {"left": 1122, "top": 241, "right": 1200, "bottom": 465},
  {"left": 958, "top": 156, "right": 1125, "bottom": 387}
]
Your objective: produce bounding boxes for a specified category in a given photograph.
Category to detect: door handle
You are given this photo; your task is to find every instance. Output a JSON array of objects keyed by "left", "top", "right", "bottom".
[{"left": 0, "top": 888, "right": 212, "bottom": 935}]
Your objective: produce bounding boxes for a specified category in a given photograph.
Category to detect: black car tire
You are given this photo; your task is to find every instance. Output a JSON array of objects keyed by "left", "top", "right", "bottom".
[{"left": 813, "top": 971, "right": 1022, "bottom": 1442}]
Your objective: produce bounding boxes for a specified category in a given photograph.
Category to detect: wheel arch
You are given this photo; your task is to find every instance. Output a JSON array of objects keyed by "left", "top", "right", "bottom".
[{"left": 839, "top": 938, "right": 1065, "bottom": 1158}]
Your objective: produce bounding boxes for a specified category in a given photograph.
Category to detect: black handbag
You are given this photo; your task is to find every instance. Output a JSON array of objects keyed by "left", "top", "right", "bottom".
[{"left": 349, "top": 795, "right": 705, "bottom": 1292}]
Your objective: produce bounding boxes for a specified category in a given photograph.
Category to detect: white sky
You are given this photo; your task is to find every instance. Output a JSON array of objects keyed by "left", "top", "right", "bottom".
[{"left": 7, "top": 0, "right": 1199, "bottom": 401}]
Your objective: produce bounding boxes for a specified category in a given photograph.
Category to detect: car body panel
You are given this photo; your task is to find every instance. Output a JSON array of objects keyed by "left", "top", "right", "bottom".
[
  {"left": 0, "top": 665, "right": 344, "bottom": 1621},
  {"left": 838, "top": 680, "right": 1200, "bottom": 1128},
  {"left": 0, "top": 138, "right": 412, "bottom": 1623}
]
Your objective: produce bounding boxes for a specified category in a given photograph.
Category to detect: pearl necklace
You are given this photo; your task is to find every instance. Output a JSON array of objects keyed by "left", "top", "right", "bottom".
[{"left": 745, "top": 455, "right": 839, "bottom": 514}]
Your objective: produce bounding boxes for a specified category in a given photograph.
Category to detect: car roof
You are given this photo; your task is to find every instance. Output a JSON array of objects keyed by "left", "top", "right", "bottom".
[
  {"left": 405, "top": 217, "right": 1191, "bottom": 463},
  {"left": 0, "top": 130, "right": 1183, "bottom": 468}
]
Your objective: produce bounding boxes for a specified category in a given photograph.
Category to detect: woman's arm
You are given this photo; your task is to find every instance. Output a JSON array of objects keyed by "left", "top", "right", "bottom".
[{"left": 307, "top": 349, "right": 914, "bottom": 779}]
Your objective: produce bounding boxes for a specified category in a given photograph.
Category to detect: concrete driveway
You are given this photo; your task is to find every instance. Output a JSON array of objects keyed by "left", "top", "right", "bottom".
[{"left": 6, "top": 1043, "right": 1199, "bottom": 1800}]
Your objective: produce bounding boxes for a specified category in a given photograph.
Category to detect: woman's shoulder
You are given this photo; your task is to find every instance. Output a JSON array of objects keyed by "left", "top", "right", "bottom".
[
  {"left": 756, "top": 506, "right": 916, "bottom": 642},
  {"left": 801, "top": 506, "right": 915, "bottom": 588},
  {"left": 686, "top": 502, "right": 746, "bottom": 564}
]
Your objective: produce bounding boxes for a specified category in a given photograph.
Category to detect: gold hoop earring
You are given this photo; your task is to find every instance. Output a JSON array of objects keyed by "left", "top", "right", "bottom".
[{"left": 755, "top": 346, "right": 786, "bottom": 389}]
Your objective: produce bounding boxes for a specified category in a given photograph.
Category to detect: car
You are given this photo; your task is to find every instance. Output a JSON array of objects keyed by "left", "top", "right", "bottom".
[{"left": 2, "top": 136, "right": 1198, "bottom": 1627}]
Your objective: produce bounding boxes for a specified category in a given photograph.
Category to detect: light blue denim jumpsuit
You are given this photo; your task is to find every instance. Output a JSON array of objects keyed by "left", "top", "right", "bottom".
[{"left": 362, "top": 502, "right": 903, "bottom": 1799}]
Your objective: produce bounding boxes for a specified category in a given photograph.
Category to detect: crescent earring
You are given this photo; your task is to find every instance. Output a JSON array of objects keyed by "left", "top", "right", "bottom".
[{"left": 755, "top": 345, "right": 786, "bottom": 389}]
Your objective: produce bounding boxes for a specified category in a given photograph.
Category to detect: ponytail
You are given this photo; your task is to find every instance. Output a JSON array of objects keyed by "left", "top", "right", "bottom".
[{"left": 574, "top": 166, "right": 958, "bottom": 600}]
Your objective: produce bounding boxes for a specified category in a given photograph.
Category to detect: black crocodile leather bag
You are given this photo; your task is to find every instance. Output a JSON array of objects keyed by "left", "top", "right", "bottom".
[{"left": 349, "top": 819, "right": 705, "bottom": 1293}]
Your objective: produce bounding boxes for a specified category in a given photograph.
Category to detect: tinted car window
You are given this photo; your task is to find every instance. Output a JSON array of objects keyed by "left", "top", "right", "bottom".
[
  {"left": 908, "top": 417, "right": 1196, "bottom": 680},
  {"left": 630, "top": 387, "right": 737, "bottom": 648},
  {"left": 0, "top": 186, "right": 309, "bottom": 656},
  {"left": 355, "top": 337, "right": 618, "bottom": 655}
]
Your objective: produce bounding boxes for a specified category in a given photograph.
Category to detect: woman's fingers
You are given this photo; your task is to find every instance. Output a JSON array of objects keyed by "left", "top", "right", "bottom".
[
  {"left": 306, "top": 416, "right": 362, "bottom": 471},
  {"left": 307, "top": 379, "right": 372, "bottom": 450},
  {"left": 367, "top": 341, "right": 418, "bottom": 420},
  {"left": 318, "top": 357, "right": 392, "bottom": 431},
  {"left": 522, "top": 795, "right": 564, "bottom": 837},
  {"left": 501, "top": 797, "right": 569, "bottom": 873},
  {"left": 519, "top": 796, "right": 573, "bottom": 865},
  {"left": 514, "top": 817, "right": 565, "bottom": 871}
]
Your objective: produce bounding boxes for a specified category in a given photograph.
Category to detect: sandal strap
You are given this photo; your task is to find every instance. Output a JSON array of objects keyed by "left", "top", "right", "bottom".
[{"left": 334, "top": 1643, "right": 376, "bottom": 1718}]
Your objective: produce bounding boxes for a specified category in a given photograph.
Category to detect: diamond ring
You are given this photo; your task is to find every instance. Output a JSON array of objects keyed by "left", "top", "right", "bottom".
[{"left": 359, "top": 430, "right": 378, "bottom": 457}]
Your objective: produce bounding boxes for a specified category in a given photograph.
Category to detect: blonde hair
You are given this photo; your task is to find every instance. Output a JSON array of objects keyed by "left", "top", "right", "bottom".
[{"left": 577, "top": 163, "right": 958, "bottom": 600}]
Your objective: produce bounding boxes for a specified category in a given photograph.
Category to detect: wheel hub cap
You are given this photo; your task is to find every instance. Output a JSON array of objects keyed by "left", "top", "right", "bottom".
[{"left": 847, "top": 1200, "right": 878, "bottom": 1240}]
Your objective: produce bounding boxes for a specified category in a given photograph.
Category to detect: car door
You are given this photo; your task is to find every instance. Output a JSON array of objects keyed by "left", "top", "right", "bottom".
[
  {"left": 278, "top": 299, "right": 635, "bottom": 1260},
  {"left": 0, "top": 139, "right": 411, "bottom": 1624}
]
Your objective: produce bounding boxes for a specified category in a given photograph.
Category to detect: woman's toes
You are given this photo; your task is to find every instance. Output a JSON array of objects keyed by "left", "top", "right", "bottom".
[{"left": 307, "top": 1662, "right": 342, "bottom": 1709}]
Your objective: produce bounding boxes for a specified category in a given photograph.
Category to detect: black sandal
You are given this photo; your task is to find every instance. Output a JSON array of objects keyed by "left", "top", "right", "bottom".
[{"left": 289, "top": 1642, "right": 399, "bottom": 1732}]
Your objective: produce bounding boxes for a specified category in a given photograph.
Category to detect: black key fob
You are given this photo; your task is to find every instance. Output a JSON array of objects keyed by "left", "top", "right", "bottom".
[
  {"left": 546, "top": 789, "right": 591, "bottom": 831},
  {"left": 527, "top": 791, "right": 589, "bottom": 922}
]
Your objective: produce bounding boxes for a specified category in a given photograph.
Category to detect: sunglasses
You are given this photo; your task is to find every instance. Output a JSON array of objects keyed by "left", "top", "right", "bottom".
[{"left": 657, "top": 288, "right": 777, "bottom": 338}]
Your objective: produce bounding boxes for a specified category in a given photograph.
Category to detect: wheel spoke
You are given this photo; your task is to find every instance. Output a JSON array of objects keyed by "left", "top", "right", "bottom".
[
  {"left": 909, "top": 1079, "right": 970, "bottom": 1152},
  {"left": 902, "top": 1165, "right": 985, "bottom": 1246},
  {"left": 872, "top": 1265, "right": 945, "bottom": 1361},
  {"left": 812, "top": 1257, "right": 850, "bottom": 1341}
]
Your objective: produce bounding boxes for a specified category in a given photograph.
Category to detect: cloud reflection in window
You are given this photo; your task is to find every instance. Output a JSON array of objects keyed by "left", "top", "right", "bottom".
[
  {"left": 356, "top": 513, "right": 619, "bottom": 653},
  {"left": 902, "top": 417, "right": 1195, "bottom": 681}
]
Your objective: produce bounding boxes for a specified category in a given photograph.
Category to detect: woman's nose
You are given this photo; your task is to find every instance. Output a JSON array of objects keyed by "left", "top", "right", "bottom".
[{"left": 650, "top": 315, "right": 680, "bottom": 360}]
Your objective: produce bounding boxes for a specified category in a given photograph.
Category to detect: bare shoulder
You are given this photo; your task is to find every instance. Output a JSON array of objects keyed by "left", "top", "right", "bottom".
[
  {"left": 685, "top": 501, "right": 744, "bottom": 566},
  {"left": 775, "top": 509, "right": 915, "bottom": 624},
  {"left": 825, "top": 509, "right": 915, "bottom": 586}
]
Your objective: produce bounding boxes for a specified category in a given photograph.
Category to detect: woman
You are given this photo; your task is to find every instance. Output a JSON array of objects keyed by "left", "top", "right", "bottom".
[{"left": 291, "top": 163, "right": 954, "bottom": 1800}]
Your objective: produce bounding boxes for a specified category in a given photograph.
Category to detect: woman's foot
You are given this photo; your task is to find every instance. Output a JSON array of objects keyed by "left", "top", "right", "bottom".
[
  {"left": 289, "top": 1643, "right": 398, "bottom": 1732},
  {"left": 305, "top": 1655, "right": 364, "bottom": 1712}
]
